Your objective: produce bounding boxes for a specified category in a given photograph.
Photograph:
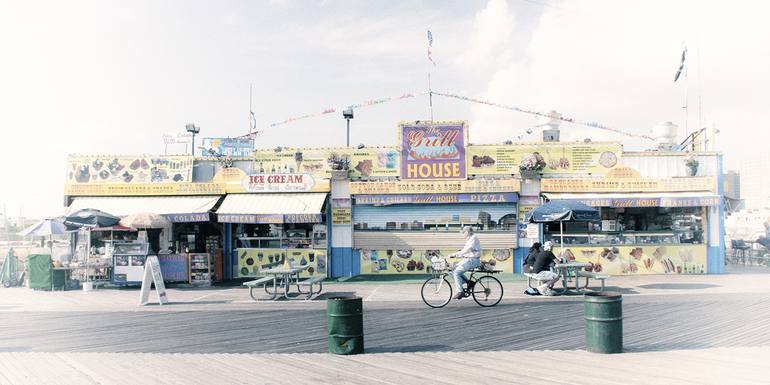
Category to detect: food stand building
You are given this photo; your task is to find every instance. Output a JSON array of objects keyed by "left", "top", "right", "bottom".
[{"left": 62, "top": 121, "right": 726, "bottom": 281}]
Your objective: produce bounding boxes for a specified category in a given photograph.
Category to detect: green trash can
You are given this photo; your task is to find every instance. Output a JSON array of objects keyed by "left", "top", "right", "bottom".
[
  {"left": 327, "top": 296, "right": 364, "bottom": 355},
  {"left": 584, "top": 291, "right": 623, "bottom": 354}
]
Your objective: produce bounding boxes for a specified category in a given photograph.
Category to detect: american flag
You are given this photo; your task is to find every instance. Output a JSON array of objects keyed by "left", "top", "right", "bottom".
[
  {"left": 673, "top": 46, "right": 687, "bottom": 82},
  {"left": 427, "top": 29, "right": 436, "bottom": 67}
]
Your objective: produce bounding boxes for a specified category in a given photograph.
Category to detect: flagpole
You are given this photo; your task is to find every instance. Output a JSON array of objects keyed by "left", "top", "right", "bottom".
[{"left": 428, "top": 72, "right": 434, "bottom": 122}]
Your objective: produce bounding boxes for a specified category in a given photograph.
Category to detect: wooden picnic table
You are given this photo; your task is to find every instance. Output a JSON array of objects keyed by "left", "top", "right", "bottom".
[
  {"left": 553, "top": 262, "right": 591, "bottom": 294},
  {"left": 261, "top": 265, "right": 310, "bottom": 300}
]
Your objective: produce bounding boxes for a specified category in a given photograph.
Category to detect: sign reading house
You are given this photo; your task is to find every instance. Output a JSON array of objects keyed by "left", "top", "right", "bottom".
[{"left": 399, "top": 121, "right": 467, "bottom": 180}]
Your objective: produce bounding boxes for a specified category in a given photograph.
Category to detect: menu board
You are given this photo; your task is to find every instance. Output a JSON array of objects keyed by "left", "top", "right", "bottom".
[
  {"left": 541, "top": 176, "right": 716, "bottom": 193},
  {"left": 66, "top": 155, "right": 193, "bottom": 184},
  {"left": 252, "top": 147, "right": 399, "bottom": 179},
  {"left": 466, "top": 142, "right": 622, "bottom": 175},
  {"left": 349, "top": 178, "right": 520, "bottom": 195}
]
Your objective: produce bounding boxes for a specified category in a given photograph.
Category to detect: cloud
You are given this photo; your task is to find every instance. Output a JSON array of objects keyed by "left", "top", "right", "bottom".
[{"left": 468, "top": 0, "right": 770, "bottom": 155}]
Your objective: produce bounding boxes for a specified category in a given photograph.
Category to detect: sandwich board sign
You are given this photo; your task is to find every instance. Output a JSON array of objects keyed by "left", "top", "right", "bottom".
[{"left": 139, "top": 255, "right": 169, "bottom": 305}]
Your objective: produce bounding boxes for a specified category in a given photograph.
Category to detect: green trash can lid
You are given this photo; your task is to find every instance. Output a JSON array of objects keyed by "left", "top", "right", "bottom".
[
  {"left": 328, "top": 296, "right": 361, "bottom": 301},
  {"left": 584, "top": 291, "right": 622, "bottom": 300}
]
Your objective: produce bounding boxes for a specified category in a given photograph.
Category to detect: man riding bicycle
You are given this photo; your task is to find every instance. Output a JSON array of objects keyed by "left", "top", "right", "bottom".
[{"left": 449, "top": 226, "right": 482, "bottom": 300}]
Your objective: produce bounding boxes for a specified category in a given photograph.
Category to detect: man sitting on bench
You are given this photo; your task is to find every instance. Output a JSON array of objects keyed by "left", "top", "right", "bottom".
[{"left": 531, "top": 241, "right": 560, "bottom": 296}]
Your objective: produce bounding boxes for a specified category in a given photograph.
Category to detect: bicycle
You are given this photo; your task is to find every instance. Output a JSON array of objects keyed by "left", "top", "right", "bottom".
[{"left": 421, "top": 257, "right": 504, "bottom": 308}]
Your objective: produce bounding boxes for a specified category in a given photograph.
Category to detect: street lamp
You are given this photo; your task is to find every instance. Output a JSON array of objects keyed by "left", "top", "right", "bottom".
[
  {"left": 185, "top": 123, "right": 200, "bottom": 156},
  {"left": 343, "top": 108, "right": 354, "bottom": 147}
]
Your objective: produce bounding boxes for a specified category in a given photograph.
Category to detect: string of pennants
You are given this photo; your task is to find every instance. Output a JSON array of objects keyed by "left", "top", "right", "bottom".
[
  {"left": 266, "top": 92, "right": 425, "bottom": 128},
  {"left": 431, "top": 91, "right": 655, "bottom": 140},
  {"left": 260, "top": 90, "right": 654, "bottom": 141}
]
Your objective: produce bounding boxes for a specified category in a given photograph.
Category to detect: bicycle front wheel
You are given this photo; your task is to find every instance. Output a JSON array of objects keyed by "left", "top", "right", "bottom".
[
  {"left": 421, "top": 276, "right": 453, "bottom": 308},
  {"left": 471, "top": 275, "right": 503, "bottom": 307}
]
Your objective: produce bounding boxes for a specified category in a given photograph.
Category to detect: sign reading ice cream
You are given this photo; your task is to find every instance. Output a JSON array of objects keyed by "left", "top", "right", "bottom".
[{"left": 399, "top": 121, "right": 467, "bottom": 180}]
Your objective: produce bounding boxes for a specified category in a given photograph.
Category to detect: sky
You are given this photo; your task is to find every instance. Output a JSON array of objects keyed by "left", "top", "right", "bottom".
[{"left": 1, "top": 0, "right": 769, "bottom": 218}]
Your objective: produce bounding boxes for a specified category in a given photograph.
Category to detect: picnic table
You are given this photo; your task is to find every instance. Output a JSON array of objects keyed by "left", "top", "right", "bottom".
[
  {"left": 553, "top": 262, "right": 591, "bottom": 293},
  {"left": 243, "top": 265, "right": 324, "bottom": 301}
]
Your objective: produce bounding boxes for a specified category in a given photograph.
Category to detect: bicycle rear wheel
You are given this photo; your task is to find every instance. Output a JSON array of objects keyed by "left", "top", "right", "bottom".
[
  {"left": 421, "top": 276, "right": 452, "bottom": 308},
  {"left": 471, "top": 275, "right": 503, "bottom": 307}
]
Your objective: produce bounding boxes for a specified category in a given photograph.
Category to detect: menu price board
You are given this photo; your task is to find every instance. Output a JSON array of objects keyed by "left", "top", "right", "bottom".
[
  {"left": 349, "top": 178, "right": 520, "bottom": 195},
  {"left": 541, "top": 177, "right": 716, "bottom": 193},
  {"left": 66, "top": 155, "right": 193, "bottom": 185},
  {"left": 466, "top": 142, "right": 622, "bottom": 175},
  {"left": 252, "top": 147, "right": 399, "bottom": 180}
]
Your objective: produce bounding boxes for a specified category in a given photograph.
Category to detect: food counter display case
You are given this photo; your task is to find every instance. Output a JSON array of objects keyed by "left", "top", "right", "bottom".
[{"left": 111, "top": 242, "right": 149, "bottom": 285}]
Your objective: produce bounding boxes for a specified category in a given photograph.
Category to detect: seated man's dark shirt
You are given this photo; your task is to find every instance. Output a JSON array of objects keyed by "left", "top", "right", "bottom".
[{"left": 532, "top": 250, "right": 557, "bottom": 274}]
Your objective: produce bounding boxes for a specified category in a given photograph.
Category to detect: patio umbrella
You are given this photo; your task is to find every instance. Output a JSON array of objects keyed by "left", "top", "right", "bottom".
[
  {"left": 19, "top": 218, "right": 68, "bottom": 255},
  {"left": 119, "top": 212, "right": 170, "bottom": 229},
  {"left": 527, "top": 200, "right": 600, "bottom": 257},
  {"left": 19, "top": 218, "right": 68, "bottom": 237},
  {"left": 64, "top": 209, "right": 120, "bottom": 230}
]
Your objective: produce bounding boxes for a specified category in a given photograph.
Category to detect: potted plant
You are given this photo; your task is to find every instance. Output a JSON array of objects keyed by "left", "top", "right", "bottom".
[
  {"left": 685, "top": 156, "right": 699, "bottom": 176},
  {"left": 328, "top": 152, "right": 351, "bottom": 178},
  {"left": 519, "top": 152, "right": 546, "bottom": 179}
]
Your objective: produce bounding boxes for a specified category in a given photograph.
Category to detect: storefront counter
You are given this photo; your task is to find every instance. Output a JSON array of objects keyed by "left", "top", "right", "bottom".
[
  {"left": 358, "top": 248, "right": 515, "bottom": 275},
  {"left": 553, "top": 244, "right": 707, "bottom": 275},
  {"left": 236, "top": 248, "right": 327, "bottom": 279}
]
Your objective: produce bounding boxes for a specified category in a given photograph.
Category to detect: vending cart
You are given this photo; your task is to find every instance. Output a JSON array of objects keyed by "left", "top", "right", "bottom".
[{"left": 111, "top": 242, "right": 149, "bottom": 285}]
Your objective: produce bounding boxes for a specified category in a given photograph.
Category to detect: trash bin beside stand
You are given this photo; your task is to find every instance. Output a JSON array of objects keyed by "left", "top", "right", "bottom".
[
  {"left": 327, "top": 296, "right": 364, "bottom": 355},
  {"left": 584, "top": 291, "right": 623, "bottom": 354}
]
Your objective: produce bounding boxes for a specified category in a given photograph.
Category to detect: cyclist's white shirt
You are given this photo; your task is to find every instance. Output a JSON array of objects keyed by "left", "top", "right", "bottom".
[{"left": 457, "top": 234, "right": 482, "bottom": 259}]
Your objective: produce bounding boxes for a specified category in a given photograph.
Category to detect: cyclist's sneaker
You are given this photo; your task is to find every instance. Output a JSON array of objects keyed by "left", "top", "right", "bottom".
[
  {"left": 453, "top": 292, "right": 464, "bottom": 300},
  {"left": 540, "top": 287, "right": 556, "bottom": 296}
]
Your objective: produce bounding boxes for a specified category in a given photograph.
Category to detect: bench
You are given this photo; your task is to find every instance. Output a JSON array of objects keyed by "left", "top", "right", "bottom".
[
  {"left": 295, "top": 276, "right": 324, "bottom": 300},
  {"left": 576, "top": 271, "right": 609, "bottom": 292},
  {"left": 524, "top": 272, "right": 558, "bottom": 290},
  {"left": 243, "top": 277, "right": 276, "bottom": 300}
]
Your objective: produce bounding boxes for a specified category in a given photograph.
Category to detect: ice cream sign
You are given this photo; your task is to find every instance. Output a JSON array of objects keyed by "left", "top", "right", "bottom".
[
  {"left": 244, "top": 173, "right": 316, "bottom": 192},
  {"left": 400, "top": 121, "right": 467, "bottom": 180}
]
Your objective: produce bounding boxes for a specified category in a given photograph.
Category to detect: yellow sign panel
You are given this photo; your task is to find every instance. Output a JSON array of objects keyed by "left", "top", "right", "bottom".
[
  {"left": 466, "top": 142, "right": 622, "bottom": 175},
  {"left": 66, "top": 155, "right": 193, "bottom": 184},
  {"left": 360, "top": 249, "right": 514, "bottom": 275},
  {"left": 252, "top": 147, "right": 399, "bottom": 179},
  {"left": 559, "top": 244, "right": 707, "bottom": 275},
  {"left": 332, "top": 208, "right": 351, "bottom": 225},
  {"left": 349, "top": 178, "right": 520, "bottom": 195},
  {"left": 541, "top": 177, "right": 715, "bottom": 192},
  {"left": 64, "top": 182, "right": 225, "bottom": 196},
  {"left": 236, "top": 248, "right": 327, "bottom": 278}
]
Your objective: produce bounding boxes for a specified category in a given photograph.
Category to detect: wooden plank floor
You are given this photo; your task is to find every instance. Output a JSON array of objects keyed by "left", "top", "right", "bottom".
[{"left": 2, "top": 292, "right": 769, "bottom": 354}]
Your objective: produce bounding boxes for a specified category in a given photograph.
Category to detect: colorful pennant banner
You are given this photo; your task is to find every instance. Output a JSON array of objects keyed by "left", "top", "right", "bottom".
[
  {"left": 431, "top": 91, "right": 655, "bottom": 140},
  {"left": 267, "top": 93, "right": 425, "bottom": 128}
]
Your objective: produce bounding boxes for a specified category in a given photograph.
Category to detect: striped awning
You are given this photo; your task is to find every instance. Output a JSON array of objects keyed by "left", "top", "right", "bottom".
[
  {"left": 543, "top": 192, "right": 721, "bottom": 208},
  {"left": 216, "top": 193, "right": 327, "bottom": 224},
  {"left": 65, "top": 196, "right": 222, "bottom": 222}
]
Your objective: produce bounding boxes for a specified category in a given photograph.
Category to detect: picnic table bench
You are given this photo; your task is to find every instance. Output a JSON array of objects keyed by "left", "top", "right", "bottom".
[
  {"left": 243, "top": 265, "right": 324, "bottom": 301},
  {"left": 525, "top": 262, "right": 608, "bottom": 294}
]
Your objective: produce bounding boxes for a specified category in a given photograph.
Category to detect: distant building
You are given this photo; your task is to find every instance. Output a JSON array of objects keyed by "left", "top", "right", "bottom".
[
  {"left": 723, "top": 170, "right": 744, "bottom": 213},
  {"left": 740, "top": 155, "right": 770, "bottom": 209}
]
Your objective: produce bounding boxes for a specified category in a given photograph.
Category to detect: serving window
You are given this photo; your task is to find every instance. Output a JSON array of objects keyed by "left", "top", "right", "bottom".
[{"left": 544, "top": 207, "right": 705, "bottom": 246}]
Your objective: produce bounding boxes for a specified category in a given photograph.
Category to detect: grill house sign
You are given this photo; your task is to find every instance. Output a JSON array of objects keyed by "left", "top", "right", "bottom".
[{"left": 400, "top": 121, "right": 467, "bottom": 180}]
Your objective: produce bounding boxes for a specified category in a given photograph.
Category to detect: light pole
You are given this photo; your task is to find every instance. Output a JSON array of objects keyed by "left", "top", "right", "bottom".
[
  {"left": 343, "top": 108, "right": 354, "bottom": 147},
  {"left": 185, "top": 123, "right": 200, "bottom": 156}
]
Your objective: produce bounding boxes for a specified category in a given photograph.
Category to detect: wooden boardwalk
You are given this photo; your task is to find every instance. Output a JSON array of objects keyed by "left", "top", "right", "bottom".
[{"left": 1, "top": 292, "right": 769, "bottom": 354}]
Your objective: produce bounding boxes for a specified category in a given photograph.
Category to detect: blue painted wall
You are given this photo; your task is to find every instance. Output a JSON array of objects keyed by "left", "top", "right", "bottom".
[{"left": 330, "top": 247, "right": 356, "bottom": 278}]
